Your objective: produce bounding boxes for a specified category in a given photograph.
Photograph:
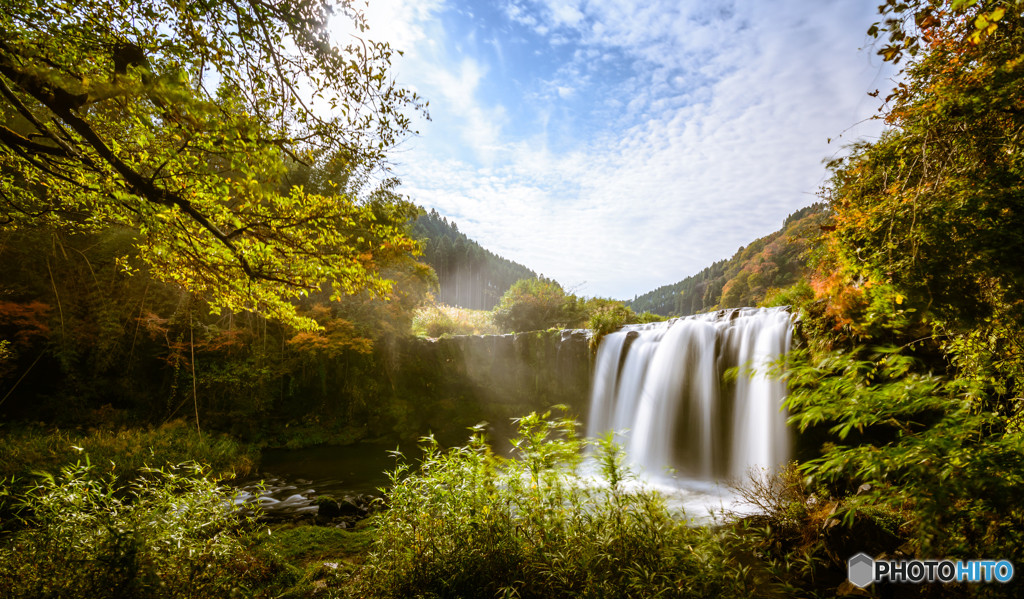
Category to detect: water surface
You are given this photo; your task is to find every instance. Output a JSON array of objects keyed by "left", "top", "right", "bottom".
[{"left": 232, "top": 442, "right": 420, "bottom": 517}]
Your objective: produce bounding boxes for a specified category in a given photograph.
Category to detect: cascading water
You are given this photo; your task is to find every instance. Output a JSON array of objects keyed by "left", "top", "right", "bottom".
[{"left": 586, "top": 307, "right": 794, "bottom": 483}]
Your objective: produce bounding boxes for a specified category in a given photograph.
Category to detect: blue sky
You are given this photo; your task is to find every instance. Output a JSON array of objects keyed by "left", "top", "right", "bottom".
[{"left": 333, "top": 0, "right": 896, "bottom": 300}]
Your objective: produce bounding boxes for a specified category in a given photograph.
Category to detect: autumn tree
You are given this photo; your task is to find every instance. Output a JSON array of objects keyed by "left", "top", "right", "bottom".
[
  {"left": 0, "top": 0, "right": 427, "bottom": 329},
  {"left": 783, "top": 0, "right": 1024, "bottom": 565}
]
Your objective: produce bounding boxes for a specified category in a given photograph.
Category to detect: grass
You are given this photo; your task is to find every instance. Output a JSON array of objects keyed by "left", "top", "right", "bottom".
[
  {"left": 759, "top": 279, "right": 814, "bottom": 309},
  {"left": 0, "top": 413, "right": 953, "bottom": 598},
  {"left": 0, "top": 419, "right": 258, "bottom": 487},
  {"left": 0, "top": 454, "right": 376, "bottom": 598},
  {"left": 266, "top": 525, "right": 375, "bottom": 566},
  {"left": 412, "top": 303, "right": 501, "bottom": 337}
]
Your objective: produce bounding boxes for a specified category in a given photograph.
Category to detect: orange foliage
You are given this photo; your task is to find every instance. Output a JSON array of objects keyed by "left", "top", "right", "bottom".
[
  {"left": 0, "top": 301, "right": 52, "bottom": 346},
  {"left": 287, "top": 303, "right": 375, "bottom": 357}
]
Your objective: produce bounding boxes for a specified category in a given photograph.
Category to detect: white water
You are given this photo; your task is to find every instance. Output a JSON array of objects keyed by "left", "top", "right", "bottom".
[{"left": 586, "top": 307, "right": 794, "bottom": 500}]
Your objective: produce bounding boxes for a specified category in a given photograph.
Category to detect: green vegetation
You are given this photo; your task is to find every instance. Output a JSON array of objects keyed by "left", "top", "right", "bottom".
[
  {"left": 740, "top": 2, "right": 1024, "bottom": 594},
  {"left": 267, "top": 526, "right": 374, "bottom": 566},
  {"left": 488, "top": 279, "right": 665, "bottom": 343},
  {"left": 491, "top": 277, "right": 587, "bottom": 333},
  {"left": 584, "top": 299, "right": 637, "bottom": 347},
  {"left": 759, "top": 279, "right": 814, "bottom": 309},
  {"left": 354, "top": 416, "right": 756, "bottom": 599},
  {"left": 0, "top": 223, "right": 442, "bottom": 445},
  {"left": 2, "top": 0, "right": 1024, "bottom": 598},
  {"left": 0, "top": 420, "right": 257, "bottom": 485},
  {"left": 0, "top": 461, "right": 291, "bottom": 598},
  {"left": 0, "top": 0, "right": 425, "bottom": 330}
]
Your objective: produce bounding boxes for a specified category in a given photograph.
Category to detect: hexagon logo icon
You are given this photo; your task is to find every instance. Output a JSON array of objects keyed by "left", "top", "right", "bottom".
[{"left": 848, "top": 553, "right": 875, "bottom": 588}]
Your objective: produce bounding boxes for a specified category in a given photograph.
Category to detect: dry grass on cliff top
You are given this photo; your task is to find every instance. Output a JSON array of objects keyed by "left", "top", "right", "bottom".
[{"left": 412, "top": 303, "right": 501, "bottom": 338}]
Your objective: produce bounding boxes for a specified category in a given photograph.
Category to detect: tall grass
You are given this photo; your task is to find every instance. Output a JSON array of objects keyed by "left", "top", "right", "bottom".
[
  {"left": 354, "top": 413, "right": 759, "bottom": 599},
  {"left": 0, "top": 461, "right": 288, "bottom": 598},
  {"left": 0, "top": 419, "right": 258, "bottom": 487},
  {"left": 412, "top": 303, "right": 501, "bottom": 337}
]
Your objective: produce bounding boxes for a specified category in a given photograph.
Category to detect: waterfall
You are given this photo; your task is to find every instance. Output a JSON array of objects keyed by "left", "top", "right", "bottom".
[{"left": 586, "top": 307, "right": 793, "bottom": 481}]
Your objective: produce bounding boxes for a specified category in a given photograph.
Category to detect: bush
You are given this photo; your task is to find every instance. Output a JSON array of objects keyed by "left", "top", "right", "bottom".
[
  {"left": 585, "top": 299, "right": 636, "bottom": 349},
  {"left": 583, "top": 300, "right": 666, "bottom": 350},
  {"left": 782, "top": 345, "right": 1024, "bottom": 571},
  {"left": 634, "top": 311, "right": 667, "bottom": 324},
  {"left": 0, "top": 461, "right": 285, "bottom": 598},
  {"left": 356, "top": 413, "right": 756, "bottom": 598},
  {"left": 760, "top": 279, "right": 814, "bottom": 309}
]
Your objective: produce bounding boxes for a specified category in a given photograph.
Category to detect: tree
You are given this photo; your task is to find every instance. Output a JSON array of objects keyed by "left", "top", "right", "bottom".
[
  {"left": 783, "top": 1, "right": 1024, "bottom": 565},
  {"left": 492, "top": 277, "right": 585, "bottom": 333},
  {"left": 822, "top": 0, "right": 1024, "bottom": 329},
  {"left": 867, "top": 0, "right": 1017, "bottom": 64},
  {"left": 0, "top": 0, "right": 427, "bottom": 329},
  {"left": 410, "top": 211, "right": 537, "bottom": 310}
]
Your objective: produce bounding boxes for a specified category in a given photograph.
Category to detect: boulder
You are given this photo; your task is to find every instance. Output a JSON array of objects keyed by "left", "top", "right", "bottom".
[{"left": 314, "top": 495, "right": 343, "bottom": 519}]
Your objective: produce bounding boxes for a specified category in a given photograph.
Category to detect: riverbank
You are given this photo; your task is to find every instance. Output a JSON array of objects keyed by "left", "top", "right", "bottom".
[{"left": 0, "top": 420, "right": 258, "bottom": 485}]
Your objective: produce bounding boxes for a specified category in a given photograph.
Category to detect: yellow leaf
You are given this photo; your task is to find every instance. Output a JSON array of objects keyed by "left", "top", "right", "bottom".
[{"left": 895, "top": 294, "right": 904, "bottom": 305}]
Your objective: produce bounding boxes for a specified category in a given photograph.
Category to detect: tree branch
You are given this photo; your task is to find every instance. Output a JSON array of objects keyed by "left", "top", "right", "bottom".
[
  {"left": 0, "top": 55, "right": 265, "bottom": 281},
  {"left": 0, "top": 124, "right": 71, "bottom": 158}
]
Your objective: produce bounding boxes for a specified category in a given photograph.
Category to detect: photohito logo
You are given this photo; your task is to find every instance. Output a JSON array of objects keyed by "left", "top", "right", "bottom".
[{"left": 848, "top": 553, "right": 1015, "bottom": 587}]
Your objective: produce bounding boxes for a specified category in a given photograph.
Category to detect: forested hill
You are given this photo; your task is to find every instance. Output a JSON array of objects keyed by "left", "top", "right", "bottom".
[
  {"left": 412, "top": 209, "right": 537, "bottom": 310},
  {"left": 625, "top": 204, "right": 825, "bottom": 316}
]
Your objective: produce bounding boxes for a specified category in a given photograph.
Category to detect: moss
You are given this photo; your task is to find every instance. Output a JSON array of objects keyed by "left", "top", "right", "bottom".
[
  {"left": 266, "top": 525, "right": 375, "bottom": 566},
  {"left": 859, "top": 505, "right": 905, "bottom": 538}
]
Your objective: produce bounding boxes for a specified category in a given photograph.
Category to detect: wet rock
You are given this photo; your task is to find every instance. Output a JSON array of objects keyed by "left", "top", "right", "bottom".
[
  {"left": 314, "top": 494, "right": 375, "bottom": 522},
  {"left": 337, "top": 495, "right": 369, "bottom": 517},
  {"left": 315, "top": 495, "right": 343, "bottom": 519},
  {"left": 822, "top": 509, "right": 903, "bottom": 568}
]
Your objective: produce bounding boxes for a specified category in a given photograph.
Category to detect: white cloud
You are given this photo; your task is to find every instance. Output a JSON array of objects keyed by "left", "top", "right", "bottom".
[
  {"left": 322, "top": 0, "right": 896, "bottom": 300},
  {"left": 425, "top": 58, "right": 508, "bottom": 155},
  {"left": 329, "top": 0, "right": 511, "bottom": 162},
  {"left": 388, "top": 0, "right": 895, "bottom": 299},
  {"left": 336, "top": 0, "right": 445, "bottom": 55}
]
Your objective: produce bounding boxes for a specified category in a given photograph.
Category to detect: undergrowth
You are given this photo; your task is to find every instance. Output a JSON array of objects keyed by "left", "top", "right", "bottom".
[
  {"left": 0, "top": 461, "right": 291, "bottom": 598},
  {"left": 0, "top": 419, "right": 258, "bottom": 486},
  {"left": 352, "top": 412, "right": 762, "bottom": 599}
]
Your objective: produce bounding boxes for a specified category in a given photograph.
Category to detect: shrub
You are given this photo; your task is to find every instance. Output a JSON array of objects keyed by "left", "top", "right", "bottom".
[
  {"left": 727, "top": 463, "right": 810, "bottom": 531},
  {"left": 782, "top": 345, "right": 1024, "bottom": 568},
  {"left": 356, "top": 413, "right": 756, "bottom": 598},
  {"left": 0, "top": 461, "right": 285, "bottom": 598},
  {"left": 585, "top": 299, "right": 636, "bottom": 350},
  {"left": 760, "top": 279, "right": 814, "bottom": 309},
  {"left": 583, "top": 300, "right": 666, "bottom": 350}
]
